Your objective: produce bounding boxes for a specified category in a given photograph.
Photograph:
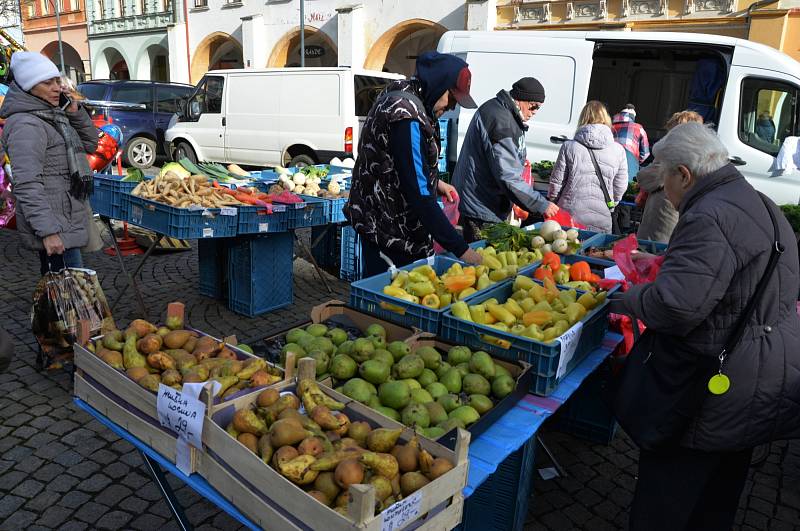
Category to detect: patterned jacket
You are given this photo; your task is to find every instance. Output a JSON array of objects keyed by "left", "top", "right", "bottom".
[
  {"left": 344, "top": 79, "right": 441, "bottom": 257},
  {"left": 612, "top": 111, "right": 650, "bottom": 163}
]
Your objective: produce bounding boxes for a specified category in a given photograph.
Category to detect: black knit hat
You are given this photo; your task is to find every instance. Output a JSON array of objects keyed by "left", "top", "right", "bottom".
[{"left": 509, "top": 77, "right": 545, "bottom": 103}]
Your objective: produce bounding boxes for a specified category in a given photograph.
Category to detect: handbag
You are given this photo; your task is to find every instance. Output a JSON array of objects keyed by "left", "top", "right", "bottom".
[
  {"left": 608, "top": 192, "right": 784, "bottom": 451},
  {"left": 576, "top": 140, "right": 623, "bottom": 234}
]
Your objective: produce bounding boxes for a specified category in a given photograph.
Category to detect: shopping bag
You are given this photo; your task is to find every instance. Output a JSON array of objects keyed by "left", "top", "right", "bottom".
[
  {"left": 434, "top": 191, "right": 460, "bottom": 254},
  {"left": 0, "top": 165, "right": 15, "bottom": 230},
  {"left": 31, "top": 267, "right": 115, "bottom": 368},
  {"left": 544, "top": 209, "right": 586, "bottom": 229}
]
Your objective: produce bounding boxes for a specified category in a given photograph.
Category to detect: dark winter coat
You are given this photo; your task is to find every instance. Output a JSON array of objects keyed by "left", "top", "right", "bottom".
[
  {"left": 1, "top": 83, "right": 98, "bottom": 251},
  {"left": 621, "top": 164, "right": 800, "bottom": 451},
  {"left": 636, "top": 163, "right": 679, "bottom": 244},
  {"left": 344, "top": 79, "right": 442, "bottom": 257},
  {"left": 452, "top": 90, "right": 548, "bottom": 223}
]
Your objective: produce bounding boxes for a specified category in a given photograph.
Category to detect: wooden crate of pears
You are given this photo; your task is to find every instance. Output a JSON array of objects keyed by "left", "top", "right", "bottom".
[
  {"left": 199, "top": 358, "right": 469, "bottom": 531},
  {"left": 74, "top": 302, "right": 290, "bottom": 427}
]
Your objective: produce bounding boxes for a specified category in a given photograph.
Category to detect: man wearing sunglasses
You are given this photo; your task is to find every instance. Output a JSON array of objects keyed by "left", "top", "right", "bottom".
[{"left": 452, "top": 77, "right": 559, "bottom": 242}]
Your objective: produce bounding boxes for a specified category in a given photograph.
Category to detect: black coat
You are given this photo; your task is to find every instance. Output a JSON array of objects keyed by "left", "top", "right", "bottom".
[{"left": 621, "top": 164, "right": 800, "bottom": 451}]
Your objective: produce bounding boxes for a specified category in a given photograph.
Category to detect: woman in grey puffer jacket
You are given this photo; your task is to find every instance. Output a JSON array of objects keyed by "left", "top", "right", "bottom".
[
  {"left": 1, "top": 52, "right": 98, "bottom": 275},
  {"left": 548, "top": 101, "right": 628, "bottom": 233}
]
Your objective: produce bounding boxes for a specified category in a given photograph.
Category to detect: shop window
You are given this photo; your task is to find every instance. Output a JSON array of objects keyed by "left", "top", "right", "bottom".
[{"left": 739, "top": 78, "right": 799, "bottom": 156}]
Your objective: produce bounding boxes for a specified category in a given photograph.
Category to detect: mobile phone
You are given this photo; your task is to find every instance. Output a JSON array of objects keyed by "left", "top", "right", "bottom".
[{"left": 59, "top": 92, "right": 72, "bottom": 110}]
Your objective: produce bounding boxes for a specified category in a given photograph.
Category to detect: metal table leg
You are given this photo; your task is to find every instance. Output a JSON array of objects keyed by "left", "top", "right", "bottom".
[
  {"left": 293, "top": 231, "right": 333, "bottom": 294},
  {"left": 536, "top": 435, "right": 568, "bottom": 478},
  {"left": 140, "top": 450, "right": 194, "bottom": 531},
  {"left": 103, "top": 217, "right": 149, "bottom": 319}
]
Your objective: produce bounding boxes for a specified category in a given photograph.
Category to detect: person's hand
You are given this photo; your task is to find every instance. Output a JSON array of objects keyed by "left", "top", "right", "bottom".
[
  {"left": 543, "top": 202, "right": 559, "bottom": 218},
  {"left": 460, "top": 248, "right": 482, "bottom": 265},
  {"left": 437, "top": 181, "right": 458, "bottom": 202},
  {"left": 43, "top": 234, "right": 64, "bottom": 256}
]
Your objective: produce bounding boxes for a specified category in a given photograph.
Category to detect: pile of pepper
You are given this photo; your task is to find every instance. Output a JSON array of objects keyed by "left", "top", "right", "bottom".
[{"left": 532, "top": 252, "right": 603, "bottom": 292}]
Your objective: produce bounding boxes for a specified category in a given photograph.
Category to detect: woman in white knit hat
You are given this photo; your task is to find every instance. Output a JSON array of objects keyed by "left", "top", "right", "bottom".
[{"left": 0, "top": 52, "right": 98, "bottom": 274}]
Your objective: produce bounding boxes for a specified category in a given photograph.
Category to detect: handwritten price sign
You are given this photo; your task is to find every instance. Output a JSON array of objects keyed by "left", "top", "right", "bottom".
[
  {"left": 381, "top": 491, "right": 422, "bottom": 531},
  {"left": 156, "top": 384, "right": 205, "bottom": 449}
]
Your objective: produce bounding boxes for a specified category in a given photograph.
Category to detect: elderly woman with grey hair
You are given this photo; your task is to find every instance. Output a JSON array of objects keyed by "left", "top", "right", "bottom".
[{"left": 615, "top": 123, "right": 800, "bottom": 531}]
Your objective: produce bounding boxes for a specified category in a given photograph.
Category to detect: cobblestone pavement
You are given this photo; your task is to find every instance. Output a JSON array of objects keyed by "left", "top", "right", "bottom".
[{"left": 1, "top": 228, "right": 799, "bottom": 530}]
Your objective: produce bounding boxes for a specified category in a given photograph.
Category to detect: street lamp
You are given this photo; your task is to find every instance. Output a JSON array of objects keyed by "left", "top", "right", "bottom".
[
  {"left": 53, "top": 0, "right": 65, "bottom": 75},
  {"left": 299, "top": 0, "right": 304, "bottom": 67}
]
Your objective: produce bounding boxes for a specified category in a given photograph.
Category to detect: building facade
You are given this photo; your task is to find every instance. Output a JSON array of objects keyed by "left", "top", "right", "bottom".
[
  {"left": 496, "top": 0, "right": 800, "bottom": 63},
  {"left": 86, "top": 0, "right": 181, "bottom": 80},
  {"left": 21, "top": 0, "right": 91, "bottom": 82},
  {"left": 0, "top": 0, "right": 25, "bottom": 47}
]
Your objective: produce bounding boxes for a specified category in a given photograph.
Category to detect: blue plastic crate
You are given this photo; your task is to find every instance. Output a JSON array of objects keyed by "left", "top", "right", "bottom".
[
  {"left": 324, "top": 196, "right": 348, "bottom": 223},
  {"left": 227, "top": 233, "right": 293, "bottom": 317},
  {"left": 311, "top": 225, "right": 340, "bottom": 271},
  {"left": 455, "top": 436, "right": 537, "bottom": 531},
  {"left": 91, "top": 175, "right": 138, "bottom": 219},
  {"left": 438, "top": 118, "right": 449, "bottom": 140},
  {"left": 123, "top": 195, "right": 238, "bottom": 239},
  {"left": 350, "top": 256, "right": 478, "bottom": 334},
  {"left": 282, "top": 195, "right": 327, "bottom": 229},
  {"left": 440, "top": 281, "right": 612, "bottom": 395},
  {"left": 237, "top": 203, "right": 289, "bottom": 234},
  {"left": 339, "top": 225, "right": 363, "bottom": 282},
  {"left": 551, "top": 370, "right": 618, "bottom": 444},
  {"left": 198, "top": 239, "right": 228, "bottom": 299}
]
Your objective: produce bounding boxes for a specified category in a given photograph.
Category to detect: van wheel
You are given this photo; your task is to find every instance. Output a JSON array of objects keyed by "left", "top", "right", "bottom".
[
  {"left": 126, "top": 137, "right": 157, "bottom": 169},
  {"left": 289, "top": 153, "right": 316, "bottom": 168},
  {"left": 174, "top": 141, "right": 197, "bottom": 164}
]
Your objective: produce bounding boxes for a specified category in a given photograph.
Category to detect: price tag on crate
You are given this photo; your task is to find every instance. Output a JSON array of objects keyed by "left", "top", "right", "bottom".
[
  {"left": 220, "top": 207, "right": 237, "bottom": 216},
  {"left": 201, "top": 208, "right": 214, "bottom": 218},
  {"left": 131, "top": 205, "right": 143, "bottom": 225},
  {"left": 381, "top": 491, "right": 422, "bottom": 531},
  {"left": 556, "top": 321, "right": 583, "bottom": 380},
  {"left": 259, "top": 223, "right": 269, "bottom": 232},
  {"left": 273, "top": 204, "right": 287, "bottom": 213},
  {"left": 202, "top": 228, "right": 214, "bottom": 238},
  {"left": 294, "top": 202, "right": 306, "bottom": 210},
  {"left": 157, "top": 382, "right": 220, "bottom": 475}
]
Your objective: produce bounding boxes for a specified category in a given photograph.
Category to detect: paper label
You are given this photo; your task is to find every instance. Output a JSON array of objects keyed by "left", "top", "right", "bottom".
[
  {"left": 201, "top": 208, "right": 214, "bottom": 218},
  {"left": 156, "top": 384, "right": 205, "bottom": 449},
  {"left": 259, "top": 223, "right": 269, "bottom": 233},
  {"left": 603, "top": 265, "right": 625, "bottom": 281},
  {"left": 556, "top": 321, "right": 583, "bottom": 380},
  {"left": 202, "top": 228, "right": 214, "bottom": 238},
  {"left": 273, "top": 204, "right": 287, "bottom": 213},
  {"left": 381, "top": 491, "right": 422, "bottom": 531},
  {"left": 220, "top": 207, "right": 237, "bottom": 216},
  {"left": 294, "top": 202, "right": 305, "bottom": 210},
  {"left": 131, "top": 206, "right": 143, "bottom": 224}
]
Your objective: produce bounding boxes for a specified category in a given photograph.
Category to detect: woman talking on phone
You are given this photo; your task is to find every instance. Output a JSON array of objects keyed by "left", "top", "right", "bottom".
[{"left": 0, "top": 52, "right": 98, "bottom": 274}]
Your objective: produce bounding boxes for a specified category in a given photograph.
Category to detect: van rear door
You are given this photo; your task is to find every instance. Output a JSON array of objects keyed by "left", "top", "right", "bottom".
[
  {"left": 224, "top": 74, "right": 282, "bottom": 165},
  {"left": 440, "top": 33, "right": 594, "bottom": 166},
  {"left": 719, "top": 62, "right": 800, "bottom": 204}
]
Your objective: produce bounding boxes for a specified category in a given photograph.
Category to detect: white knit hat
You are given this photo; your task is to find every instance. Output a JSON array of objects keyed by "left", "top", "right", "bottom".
[{"left": 10, "top": 51, "right": 60, "bottom": 92}]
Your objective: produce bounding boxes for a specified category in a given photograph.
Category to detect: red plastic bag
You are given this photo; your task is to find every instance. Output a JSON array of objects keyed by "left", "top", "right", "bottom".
[
  {"left": 612, "top": 234, "right": 665, "bottom": 285},
  {"left": 512, "top": 161, "right": 533, "bottom": 221},
  {"left": 544, "top": 209, "right": 586, "bottom": 229},
  {"left": 434, "top": 191, "right": 460, "bottom": 254}
]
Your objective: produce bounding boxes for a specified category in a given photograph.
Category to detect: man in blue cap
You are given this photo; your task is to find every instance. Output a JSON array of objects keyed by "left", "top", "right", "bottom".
[{"left": 345, "top": 51, "right": 483, "bottom": 277}]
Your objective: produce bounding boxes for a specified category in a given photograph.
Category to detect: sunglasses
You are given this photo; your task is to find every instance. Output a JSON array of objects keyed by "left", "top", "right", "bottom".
[{"left": 527, "top": 102, "right": 542, "bottom": 111}]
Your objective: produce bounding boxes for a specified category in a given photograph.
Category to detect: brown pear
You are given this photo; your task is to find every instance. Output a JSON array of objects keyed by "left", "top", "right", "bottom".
[
  {"left": 269, "top": 418, "right": 307, "bottom": 447},
  {"left": 137, "top": 334, "right": 163, "bottom": 354},
  {"left": 334, "top": 458, "right": 364, "bottom": 489},
  {"left": 218, "top": 347, "right": 237, "bottom": 360},
  {"left": 250, "top": 370, "right": 280, "bottom": 387},
  {"left": 137, "top": 374, "right": 161, "bottom": 392},
  {"left": 313, "top": 471, "right": 341, "bottom": 503},
  {"left": 256, "top": 388, "right": 280, "bottom": 407},
  {"left": 310, "top": 406, "right": 342, "bottom": 431},
  {"left": 391, "top": 444, "right": 419, "bottom": 473},
  {"left": 182, "top": 336, "right": 198, "bottom": 353},
  {"left": 100, "top": 350, "right": 124, "bottom": 370},
  {"left": 332, "top": 412, "right": 350, "bottom": 437},
  {"left": 147, "top": 352, "right": 176, "bottom": 371},
  {"left": 366, "top": 428, "right": 403, "bottom": 453},
  {"left": 129, "top": 319, "right": 158, "bottom": 338},
  {"left": 347, "top": 421, "right": 371, "bottom": 447},
  {"left": 272, "top": 445, "right": 299, "bottom": 468},
  {"left": 161, "top": 369, "right": 182, "bottom": 386},
  {"left": 126, "top": 366, "right": 149, "bottom": 382},
  {"left": 298, "top": 437, "right": 325, "bottom": 457},
  {"left": 418, "top": 448, "right": 434, "bottom": 475},
  {"left": 232, "top": 408, "right": 268, "bottom": 436},
  {"left": 164, "top": 330, "right": 191, "bottom": 350},
  {"left": 307, "top": 490, "right": 330, "bottom": 506},
  {"left": 257, "top": 434, "right": 274, "bottom": 464},
  {"left": 334, "top": 491, "right": 350, "bottom": 508},
  {"left": 237, "top": 433, "right": 259, "bottom": 454},
  {"left": 427, "top": 457, "right": 455, "bottom": 480},
  {"left": 368, "top": 475, "right": 392, "bottom": 502},
  {"left": 181, "top": 365, "right": 209, "bottom": 383},
  {"left": 400, "top": 471, "right": 430, "bottom": 496}
]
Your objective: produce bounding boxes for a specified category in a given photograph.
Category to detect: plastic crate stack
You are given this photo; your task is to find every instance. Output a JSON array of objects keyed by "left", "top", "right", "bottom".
[
  {"left": 438, "top": 118, "right": 449, "bottom": 173},
  {"left": 227, "top": 233, "right": 294, "bottom": 317},
  {"left": 339, "top": 225, "right": 363, "bottom": 282},
  {"left": 310, "top": 225, "right": 341, "bottom": 272},
  {"left": 91, "top": 174, "right": 138, "bottom": 219},
  {"left": 550, "top": 370, "right": 618, "bottom": 444}
]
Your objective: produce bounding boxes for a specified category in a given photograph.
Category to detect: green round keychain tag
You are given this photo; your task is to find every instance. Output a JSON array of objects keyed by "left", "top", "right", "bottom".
[{"left": 708, "top": 374, "right": 730, "bottom": 395}]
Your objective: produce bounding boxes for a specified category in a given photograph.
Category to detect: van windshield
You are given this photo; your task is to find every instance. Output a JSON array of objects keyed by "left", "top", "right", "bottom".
[{"left": 355, "top": 75, "right": 394, "bottom": 116}]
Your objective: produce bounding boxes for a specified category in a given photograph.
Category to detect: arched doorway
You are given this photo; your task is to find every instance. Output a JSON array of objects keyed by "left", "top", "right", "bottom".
[
  {"left": 268, "top": 26, "right": 338, "bottom": 68},
  {"left": 364, "top": 20, "right": 447, "bottom": 76},
  {"left": 191, "top": 32, "right": 243, "bottom": 83},
  {"left": 137, "top": 44, "right": 169, "bottom": 81},
  {"left": 41, "top": 41, "right": 86, "bottom": 83}
]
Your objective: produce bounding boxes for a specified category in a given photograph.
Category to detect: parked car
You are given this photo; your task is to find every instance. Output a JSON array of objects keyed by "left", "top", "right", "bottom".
[
  {"left": 164, "top": 67, "right": 403, "bottom": 167},
  {"left": 78, "top": 80, "right": 195, "bottom": 169},
  {"left": 438, "top": 30, "right": 800, "bottom": 205}
]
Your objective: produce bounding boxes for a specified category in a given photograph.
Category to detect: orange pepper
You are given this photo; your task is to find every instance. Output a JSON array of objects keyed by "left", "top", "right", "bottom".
[
  {"left": 523, "top": 310, "right": 552, "bottom": 326},
  {"left": 542, "top": 252, "right": 561, "bottom": 271},
  {"left": 569, "top": 261, "right": 592, "bottom": 282},
  {"left": 443, "top": 274, "right": 476, "bottom": 293},
  {"left": 534, "top": 267, "right": 554, "bottom": 282},
  {"left": 588, "top": 273, "right": 602, "bottom": 284}
]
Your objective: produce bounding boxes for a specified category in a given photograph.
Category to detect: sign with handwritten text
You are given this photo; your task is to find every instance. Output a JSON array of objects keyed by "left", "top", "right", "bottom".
[{"left": 157, "top": 384, "right": 205, "bottom": 449}]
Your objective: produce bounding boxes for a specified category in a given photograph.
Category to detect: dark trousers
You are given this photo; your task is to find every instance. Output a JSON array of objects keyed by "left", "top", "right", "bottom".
[
  {"left": 630, "top": 446, "right": 753, "bottom": 531},
  {"left": 461, "top": 216, "right": 487, "bottom": 244},
  {"left": 38, "top": 248, "right": 83, "bottom": 276},
  {"left": 360, "top": 239, "right": 423, "bottom": 278}
]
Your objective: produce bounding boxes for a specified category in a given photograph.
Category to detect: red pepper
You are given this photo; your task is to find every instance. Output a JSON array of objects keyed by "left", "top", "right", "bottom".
[
  {"left": 534, "top": 267, "right": 554, "bottom": 282},
  {"left": 542, "top": 252, "right": 561, "bottom": 271},
  {"left": 570, "top": 261, "right": 592, "bottom": 282}
]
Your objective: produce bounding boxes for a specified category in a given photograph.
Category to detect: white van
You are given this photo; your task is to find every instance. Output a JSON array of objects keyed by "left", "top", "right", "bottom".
[
  {"left": 165, "top": 68, "right": 402, "bottom": 168},
  {"left": 438, "top": 31, "right": 800, "bottom": 204}
]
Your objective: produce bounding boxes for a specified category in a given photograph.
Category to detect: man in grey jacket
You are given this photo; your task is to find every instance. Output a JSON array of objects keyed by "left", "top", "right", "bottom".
[{"left": 452, "top": 77, "right": 558, "bottom": 241}]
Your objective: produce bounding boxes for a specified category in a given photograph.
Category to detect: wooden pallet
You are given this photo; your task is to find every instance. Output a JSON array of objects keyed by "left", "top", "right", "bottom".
[{"left": 201, "top": 359, "right": 469, "bottom": 531}]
